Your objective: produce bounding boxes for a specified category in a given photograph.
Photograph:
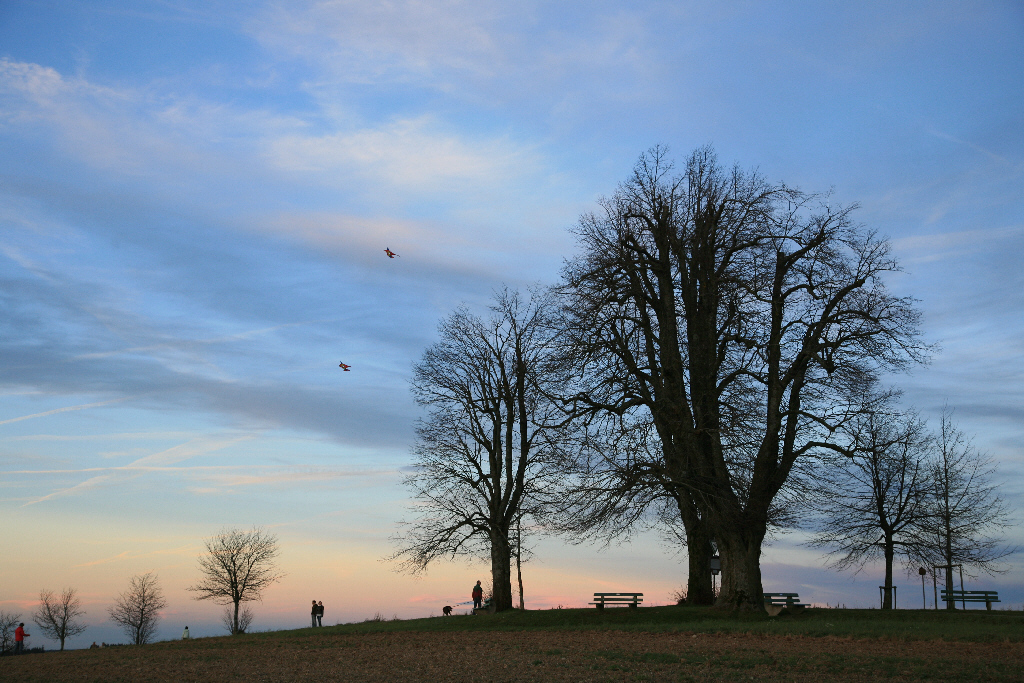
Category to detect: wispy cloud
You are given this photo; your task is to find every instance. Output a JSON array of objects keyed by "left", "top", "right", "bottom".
[
  {"left": 0, "top": 396, "right": 135, "bottom": 425},
  {"left": 267, "top": 116, "right": 541, "bottom": 193},
  {"left": 20, "top": 435, "right": 253, "bottom": 506},
  {"left": 72, "top": 543, "right": 198, "bottom": 568}
]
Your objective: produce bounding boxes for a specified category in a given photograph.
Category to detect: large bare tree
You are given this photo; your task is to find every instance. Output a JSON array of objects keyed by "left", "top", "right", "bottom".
[
  {"left": 188, "top": 527, "right": 284, "bottom": 634},
  {"left": 390, "top": 288, "right": 569, "bottom": 612},
  {"left": 920, "top": 408, "right": 1014, "bottom": 608},
  {"left": 33, "top": 588, "right": 86, "bottom": 650},
  {"left": 808, "top": 388, "right": 933, "bottom": 609},
  {"left": 108, "top": 572, "right": 168, "bottom": 645},
  {"left": 560, "top": 146, "right": 926, "bottom": 610}
]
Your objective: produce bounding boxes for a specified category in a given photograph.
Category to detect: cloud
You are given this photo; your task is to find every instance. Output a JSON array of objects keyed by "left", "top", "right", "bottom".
[
  {"left": 267, "top": 115, "right": 540, "bottom": 193},
  {"left": 19, "top": 435, "right": 253, "bottom": 507},
  {"left": 0, "top": 396, "right": 135, "bottom": 425},
  {"left": 891, "top": 224, "right": 1024, "bottom": 264}
]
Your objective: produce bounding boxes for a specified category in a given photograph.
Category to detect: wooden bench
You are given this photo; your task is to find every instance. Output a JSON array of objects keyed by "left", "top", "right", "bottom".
[
  {"left": 763, "top": 593, "right": 807, "bottom": 615},
  {"left": 941, "top": 589, "right": 1000, "bottom": 610},
  {"left": 589, "top": 592, "right": 643, "bottom": 610}
]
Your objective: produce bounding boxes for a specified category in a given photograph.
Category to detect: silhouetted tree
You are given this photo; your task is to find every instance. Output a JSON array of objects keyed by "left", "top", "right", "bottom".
[
  {"left": 221, "top": 605, "right": 253, "bottom": 634},
  {"left": 559, "top": 146, "right": 927, "bottom": 610},
  {"left": 920, "top": 407, "right": 1014, "bottom": 608},
  {"left": 108, "top": 572, "right": 168, "bottom": 645},
  {"left": 0, "top": 610, "right": 21, "bottom": 654},
  {"left": 809, "top": 388, "right": 932, "bottom": 608},
  {"left": 33, "top": 588, "right": 86, "bottom": 650},
  {"left": 187, "top": 527, "right": 284, "bottom": 634},
  {"left": 390, "top": 288, "right": 570, "bottom": 612}
]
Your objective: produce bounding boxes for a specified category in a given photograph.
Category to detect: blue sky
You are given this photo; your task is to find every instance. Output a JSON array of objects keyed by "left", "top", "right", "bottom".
[{"left": 2, "top": 0, "right": 1023, "bottom": 648}]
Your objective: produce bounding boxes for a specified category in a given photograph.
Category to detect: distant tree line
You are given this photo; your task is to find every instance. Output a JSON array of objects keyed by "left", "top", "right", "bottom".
[
  {"left": 3, "top": 526, "right": 283, "bottom": 652},
  {"left": 389, "top": 145, "right": 1015, "bottom": 613}
]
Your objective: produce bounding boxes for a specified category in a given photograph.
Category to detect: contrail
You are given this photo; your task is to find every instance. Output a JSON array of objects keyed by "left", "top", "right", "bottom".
[{"left": 0, "top": 396, "right": 133, "bottom": 425}]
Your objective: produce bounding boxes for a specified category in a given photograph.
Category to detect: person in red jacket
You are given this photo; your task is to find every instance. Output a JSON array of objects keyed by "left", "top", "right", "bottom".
[
  {"left": 14, "top": 623, "right": 29, "bottom": 654},
  {"left": 472, "top": 581, "right": 483, "bottom": 610}
]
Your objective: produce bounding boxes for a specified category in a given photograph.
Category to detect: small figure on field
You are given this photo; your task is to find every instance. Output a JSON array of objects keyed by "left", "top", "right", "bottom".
[
  {"left": 316, "top": 601, "right": 324, "bottom": 627},
  {"left": 311, "top": 600, "right": 318, "bottom": 627},
  {"left": 90, "top": 642, "right": 99, "bottom": 649},
  {"left": 472, "top": 581, "right": 483, "bottom": 610},
  {"left": 182, "top": 626, "right": 190, "bottom": 640},
  {"left": 14, "top": 623, "right": 28, "bottom": 654},
  {"left": 442, "top": 605, "right": 453, "bottom": 616}
]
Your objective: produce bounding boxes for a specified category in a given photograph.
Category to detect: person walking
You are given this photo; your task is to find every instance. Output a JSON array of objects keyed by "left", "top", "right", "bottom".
[
  {"left": 311, "top": 600, "right": 319, "bottom": 627},
  {"left": 316, "top": 601, "right": 324, "bottom": 627},
  {"left": 472, "top": 581, "right": 483, "bottom": 610},
  {"left": 14, "top": 623, "right": 29, "bottom": 654}
]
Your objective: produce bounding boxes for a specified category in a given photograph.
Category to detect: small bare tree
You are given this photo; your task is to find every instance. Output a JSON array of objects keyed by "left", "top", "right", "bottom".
[
  {"left": 108, "top": 572, "right": 168, "bottom": 645},
  {"left": 0, "top": 610, "right": 22, "bottom": 654},
  {"left": 221, "top": 605, "right": 253, "bottom": 634},
  {"left": 920, "top": 408, "right": 1014, "bottom": 608},
  {"left": 808, "top": 388, "right": 933, "bottom": 609},
  {"left": 33, "top": 588, "right": 87, "bottom": 650},
  {"left": 187, "top": 527, "right": 284, "bottom": 634}
]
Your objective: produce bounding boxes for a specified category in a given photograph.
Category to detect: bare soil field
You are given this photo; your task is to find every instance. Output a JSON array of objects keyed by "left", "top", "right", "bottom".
[{"left": 3, "top": 628, "right": 1023, "bottom": 682}]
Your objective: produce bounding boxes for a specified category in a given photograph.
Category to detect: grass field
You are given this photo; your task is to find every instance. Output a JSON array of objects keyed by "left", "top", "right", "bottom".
[{"left": 3, "top": 605, "right": 1023, "bottom": 682}]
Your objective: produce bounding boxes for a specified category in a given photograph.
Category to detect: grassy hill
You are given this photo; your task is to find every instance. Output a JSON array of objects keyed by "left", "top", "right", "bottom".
[{"left": 3, "top": 606, "right": 1023, "bottom": 682}]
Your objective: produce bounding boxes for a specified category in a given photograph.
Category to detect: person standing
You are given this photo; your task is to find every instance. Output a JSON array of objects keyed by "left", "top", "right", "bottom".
[
  {"left": 14, "top": 623, "right": 29, "bottom": 654},
  {"left": 311, "top": 600, "right": 318, "bottom": 627},
  {"left": 316, "top": 601, "right": 324, "bottom": 627},
  {"left": 182, "top": 626, "right": 190, "bottom": 640},
  {"left": 472, "top": 581, "right": 483, "bottom": 610}
]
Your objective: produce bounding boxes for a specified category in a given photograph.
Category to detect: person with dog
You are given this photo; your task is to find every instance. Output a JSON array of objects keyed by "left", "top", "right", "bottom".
[{"left": 472, "top": 581, "right": 483, "bottom": 610}]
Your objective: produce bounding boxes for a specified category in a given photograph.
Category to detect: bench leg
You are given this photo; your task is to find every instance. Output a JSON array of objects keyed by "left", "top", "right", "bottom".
[
  {"left": 595, "top": 603, "right": 604, "bottom": 610},
  {"left": 986, "top": 601, "right": 992, "bottom": 611},
  {"left": 629, "top": 602, "right": 637, "bottom": 609}
]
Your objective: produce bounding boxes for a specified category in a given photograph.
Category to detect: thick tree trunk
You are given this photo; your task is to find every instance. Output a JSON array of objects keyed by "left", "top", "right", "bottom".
[
  {"left": 233, "top": 600, "right": 240, "bottom": 633},
  {"left": 490, "top": 530, "right": 514, "bottom": 612},
  {"left": 715, "top": 525, "right": 766, "bottom": 612},
  {"left": 677, "top": 500, "right": 715, "bottom": 605},
  {"left": 882, "top": 539, "right": 895, "bottom": 609}
]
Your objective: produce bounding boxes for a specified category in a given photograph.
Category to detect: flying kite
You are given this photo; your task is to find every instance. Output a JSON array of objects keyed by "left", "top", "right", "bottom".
[
  {"left": 338, "top": 362, "right": 351, "bottom": 371},
  {"left": 384, "top": 248, "right": 399, "bottom": 258}
]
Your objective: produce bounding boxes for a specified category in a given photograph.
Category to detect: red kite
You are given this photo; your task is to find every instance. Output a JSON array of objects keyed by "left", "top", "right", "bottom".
[
  {"left": 338, "top": 362, "right": 351, "bottom": 371},
  {"left": 384, "top": 248, "right": 399, "bottom": 258}
]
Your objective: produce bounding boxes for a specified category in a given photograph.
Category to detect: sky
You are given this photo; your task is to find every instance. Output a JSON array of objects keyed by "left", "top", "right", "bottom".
[{"left": 2, "top": 0, "right": 1023, "bottom": 649}]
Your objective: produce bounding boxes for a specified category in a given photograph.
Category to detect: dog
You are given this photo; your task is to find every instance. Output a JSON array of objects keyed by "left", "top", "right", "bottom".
[{"left": 442, "top": 605, "right": 453, "bottom": 616}]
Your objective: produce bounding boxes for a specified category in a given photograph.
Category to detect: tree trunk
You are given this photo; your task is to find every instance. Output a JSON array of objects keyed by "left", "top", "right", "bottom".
[
  {"left": 715, "top": 525, "right": 766, "bottom": 612},
  {"left": 233, "top": 600, "right": 240, "bottom": 633},
  {"left": 882, "top": 538, "right": 895, "bottom": 609},
  {"left": 677, "top": 501, "right": 715, "bottom": 605},
  {"left": 490, "top": 530, "right": 514, "bottom": 612},
  {"left": 516, "top": 518, "right": 525, "bottom": 610},
  {"left": 944, "top": 506, "right": 955, "bottom": 610}
]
